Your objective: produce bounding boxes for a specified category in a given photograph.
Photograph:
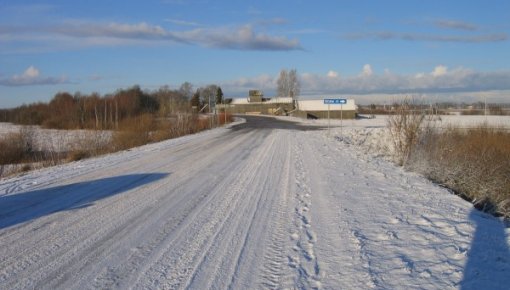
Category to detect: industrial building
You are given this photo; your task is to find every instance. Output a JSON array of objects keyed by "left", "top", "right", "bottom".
[
  {"left": 294, "top": 99, "right": 357, "bottom": 119},
  {"left": 218, "top": 90, "right": 357, "bottom": 119}
]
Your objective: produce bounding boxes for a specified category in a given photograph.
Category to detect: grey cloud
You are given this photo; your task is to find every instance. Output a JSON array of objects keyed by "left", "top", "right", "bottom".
[
  {"left": 255, "top": 18, "right": 288, "bottom": 26},
  {"left": 402, "top": 33, "right": 508, "bottom": 43},
  {"left": 164, "top": 18, "right": 202, "bottom": 27},
  {"left": 345, "top": 31, "right": 508, "bottom": 43},
  {"left": 188, "top": 25, "right": 302, "bottom": 51},
  {"left": 53, "top": 22, "right": 177, "bottom": 41},
  {"left": 434, "top": 19, "right": 478, "bottom": 31},
  {"left": 0, "top": 21, "right": 302, "bottom": 51},
  {"left": 288, "top": 29, "right": 326, "bottom": 35},
  {"left": 0, "top": 76, "right": 69, "bottom": 86}
]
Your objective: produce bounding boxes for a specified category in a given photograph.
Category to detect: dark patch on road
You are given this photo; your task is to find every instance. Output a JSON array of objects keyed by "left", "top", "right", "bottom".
[{"left": 230, "top": 116, "right": 327, "bottom": 132}]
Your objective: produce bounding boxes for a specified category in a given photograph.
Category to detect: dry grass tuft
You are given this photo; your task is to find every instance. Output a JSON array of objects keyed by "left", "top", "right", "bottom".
[
  {"left": 111, "top": 114, "right": 158, "bottom": 150},
  {"left": 1, "top": 112, "right": 234, "bottom": 178},
  {"left": 387, "top": 100, "right": 510, "bottom": 218},
  {"left": 0, "top": 133, "right": 26, "bottom": 165},
  {"left": 408, "top": 125, "right": 510, "bottom": 217}
]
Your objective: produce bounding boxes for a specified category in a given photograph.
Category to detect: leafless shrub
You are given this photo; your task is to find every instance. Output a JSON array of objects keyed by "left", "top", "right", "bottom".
[
  {"left": 112, "top": 114, "right": 158, "bottom": 150},
  {"left": 0, "top": 133, "right": 25, "bottom": 165},
  {"left": 70, "top": 130, "right": 112, "bottom": 157},
  {"left": 387, "top": 99, "right": 426, "bottom": 166},
  {"left": 0, "top": 127, "right": 37, "bottom": 178},
  {"left": 0, "top": 126, "right": 37, "bottom": 164}
]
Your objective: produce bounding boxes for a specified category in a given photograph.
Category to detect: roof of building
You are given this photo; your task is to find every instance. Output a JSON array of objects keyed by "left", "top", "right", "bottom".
[
  {"left": 231, "top": 98, "right": 249, "bottom": 105},
  {"left": 230, "top": 97, "right": 293, "bottom": 105},
  {"left": 264, "top": 97, "right": 293, "bottom": 104}
]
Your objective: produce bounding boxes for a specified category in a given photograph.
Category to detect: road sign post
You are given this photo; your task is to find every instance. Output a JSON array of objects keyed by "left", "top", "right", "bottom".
[
  {"left": 328, "top": 104, "right": 331, "bottom": 135},
  {"left": 323, "top": 98, "right": 347, "bottom": 137},
  {"left": 341, "top": 103, "right": 343, "bottom": 136}
]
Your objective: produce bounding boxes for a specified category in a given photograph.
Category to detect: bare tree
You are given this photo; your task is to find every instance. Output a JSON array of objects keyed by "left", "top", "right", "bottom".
[
  {"left": 277, "top": 69, "right": 300, "bottom": 99},
  {"left": 288, "top": 69, "right": 300, "bottom": 99},
  {"left": 277, "top": 69, "right": 289, "bottom": 98},
  {"left": 200, "top": 85, "right": 218, "bottom": 113},
  {"left": 179, "top": 82, "right": 193, "bottom": 100}
]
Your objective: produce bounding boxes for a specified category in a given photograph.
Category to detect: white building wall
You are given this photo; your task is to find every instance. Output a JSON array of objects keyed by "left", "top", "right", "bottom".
[
  {"left": 231, "top": 98, "right": 249, "bottom": 104},
  {"left": 297, "top": 99, "right": 356, "bottom": 111},
  {"left": 231, "top": 97, "right": 293, "bottom": 104}
]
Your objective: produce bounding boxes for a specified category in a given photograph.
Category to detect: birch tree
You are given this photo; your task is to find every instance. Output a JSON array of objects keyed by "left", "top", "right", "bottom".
[{"left": 277, "top": 69, "right": 300, "bottom": 99}]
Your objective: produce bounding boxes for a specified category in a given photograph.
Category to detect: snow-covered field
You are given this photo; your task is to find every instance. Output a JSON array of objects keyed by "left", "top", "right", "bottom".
[
  {"left": 0, "top": 116, "right": 509, "bottom": 289},
  {"left": 292, "top": 114, "right": 510, "bottom": 162},
  {"left": 0, "top": 122, "right": 111, "bottom": 152}
]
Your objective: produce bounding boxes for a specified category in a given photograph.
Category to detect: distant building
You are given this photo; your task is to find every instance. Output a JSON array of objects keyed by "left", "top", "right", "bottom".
[
  {"left": 294, "top": 99, "right": 357, "bottom": 119},
  {"left": 248, "top": 90, "right": 264, "bottom": 103},
  {"left": 217, "top": 91, "right": 357, "bottom": 119}
]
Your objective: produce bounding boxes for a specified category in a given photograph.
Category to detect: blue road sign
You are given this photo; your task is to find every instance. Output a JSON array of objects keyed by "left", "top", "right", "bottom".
[{"left": 324, "top": 98, "right": 347, "bottom": 105}]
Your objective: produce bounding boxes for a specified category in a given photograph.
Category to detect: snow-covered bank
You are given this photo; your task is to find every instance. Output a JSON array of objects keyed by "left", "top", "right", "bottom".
[{"left": 0, "top": 116, "right": 509, "bottom": 289}]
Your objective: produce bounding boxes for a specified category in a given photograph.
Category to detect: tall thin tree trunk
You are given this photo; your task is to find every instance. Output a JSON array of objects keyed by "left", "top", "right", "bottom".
[
  {"left": 110, "top": 100, "right": 113, "bottom": 127},
  {"left": 104, "top": 100, "right": 107, "bottom": 129},
  {"left": 115, "top": 100, "right": 119, "bottom": 130},
  {"left": 95, "top": 105, "right": 99, "bottom": 129}
]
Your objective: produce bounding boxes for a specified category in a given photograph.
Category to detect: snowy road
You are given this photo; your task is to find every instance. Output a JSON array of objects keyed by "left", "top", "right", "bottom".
[{"left": 1, "top": 116, "right": 509, "bottom": 289}]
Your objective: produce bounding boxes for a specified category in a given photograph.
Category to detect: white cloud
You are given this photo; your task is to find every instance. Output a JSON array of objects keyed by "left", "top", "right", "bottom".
[
  {"left": 221, "top": 74, "right": 275, "bottom": 93},
  {"left": 219, "top": 66, "right": 510, "bottom": 98},
  {"left": 327, "top": 70, "right": 339, "bottom": 78},
  {"left": 21, "top": 65, "right": 39, "bottom": 79},
  {"left": 431, "top": 65, "right": 448, "bottom": 77},
  {"left": 0, "top": 66, "right": 68, "bottom": 86},
  {"left": 360, "top": 64, "right": 373, "bottom": 77}
]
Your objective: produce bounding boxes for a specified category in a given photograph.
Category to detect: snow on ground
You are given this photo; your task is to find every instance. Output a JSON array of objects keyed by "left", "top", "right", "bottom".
[
  {"left": 280, "top": 114, "right": 510, "bottom": 161},
  {"left": 0, "top": 116, "right": 509, "bottom": 289},
  {"left": 0, "top": 122, "right": 111, "bottom": 152}
]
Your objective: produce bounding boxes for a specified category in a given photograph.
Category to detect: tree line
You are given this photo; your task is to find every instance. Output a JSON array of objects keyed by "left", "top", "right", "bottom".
[{"left": 0, "top": 83, "right": 225, "bottom": 130}]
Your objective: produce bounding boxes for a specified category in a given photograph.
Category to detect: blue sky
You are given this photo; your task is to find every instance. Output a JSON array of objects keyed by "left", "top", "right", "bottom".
[{"left": 1, "top": 0, "right": 510, "bottom": 108}]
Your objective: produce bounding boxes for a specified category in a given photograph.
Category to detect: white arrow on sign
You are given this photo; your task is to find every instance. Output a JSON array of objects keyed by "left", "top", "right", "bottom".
[{"left": 323, "top": 98, "right": 347, "bottom": 104}]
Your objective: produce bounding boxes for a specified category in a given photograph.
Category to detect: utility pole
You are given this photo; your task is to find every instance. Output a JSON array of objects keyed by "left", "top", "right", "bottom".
[
  {"left": 208, "top": 94, "right": 212, "bottom": 129},
  {"left": 340, "top": 103, "right": 343, "bottom": 136},
  {"left": 484, "top": 96, "right": 488, "bottom": 122},
  {"left": 327, "top": 104, "right": 330, "bottom": 136},
  {"left": 224, "top": 100, "right": 227, "bottom": 125}
]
